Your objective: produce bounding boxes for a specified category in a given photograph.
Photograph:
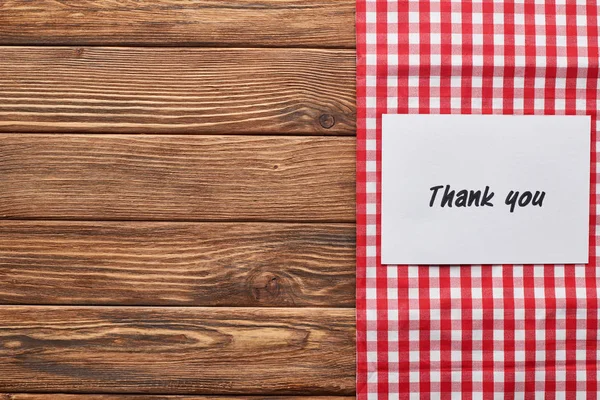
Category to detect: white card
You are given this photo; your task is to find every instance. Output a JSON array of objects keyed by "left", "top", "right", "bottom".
[{"left": 381, "top": 114, "right": 591, "bottom": 265}]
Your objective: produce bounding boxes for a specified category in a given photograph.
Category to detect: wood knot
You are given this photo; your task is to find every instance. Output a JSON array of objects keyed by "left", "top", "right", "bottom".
[
  {"left": 266, "top": 276, "right": 279, "bottom": 294},
  {"left": 2, "top": 394, "right": 14, "bottom": 400},
  {"left": 319, "top": 114, "right": 335, "bottom": 129},
  {"left": 74, "top": 48, "right": 85, "bottom": 57},
  {"left": 250, "top": 272, "right": 282, "bottom": 303}
]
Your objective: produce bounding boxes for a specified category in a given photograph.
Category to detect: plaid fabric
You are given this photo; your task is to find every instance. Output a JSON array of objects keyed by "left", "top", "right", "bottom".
[{"left": 356, "top": 1, "right": 600, "bottom": 398}]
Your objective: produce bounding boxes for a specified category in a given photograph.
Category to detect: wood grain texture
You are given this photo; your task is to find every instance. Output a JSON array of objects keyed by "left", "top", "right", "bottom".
[
  {"left": 0, "top": 0, "right": 355, "bottom": 48},
  {"left": 0, "top": 221, "right": 355, "bottom": 307},
  {"left": 1, "top": 395, "right": 353, "bottom": 400},
  {"left": 0, "top": 307, "right": 355, "bottom": 395},
  {"left": 0, "top": 135, "right": 355, "bottom": 221},
  {"left": 0, "top": 47, "right": 355, "bottom": 135}
]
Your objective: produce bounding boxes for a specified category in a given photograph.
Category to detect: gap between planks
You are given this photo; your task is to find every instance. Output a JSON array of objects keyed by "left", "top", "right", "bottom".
[
  {"left": 0, "top": 396, "right": 355, "bottom": 399},
  {"left": 0, "top": 44, "right": 356, "bottom": 49},
  {"left": 0, "top": 218, "right": 357, "bottom": 223},
  {"left": 0, "top": 132, "right": 356, "bottom": 137}
]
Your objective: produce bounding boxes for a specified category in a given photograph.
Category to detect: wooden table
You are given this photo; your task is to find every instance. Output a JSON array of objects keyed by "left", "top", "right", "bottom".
[{"left": 0, "top": 1, "right": 356, "bottom": 398}]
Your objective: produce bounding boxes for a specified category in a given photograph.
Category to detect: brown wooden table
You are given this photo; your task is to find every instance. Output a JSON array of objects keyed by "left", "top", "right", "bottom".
[{"left": 0, "top": 1, "right": 356, "bottom": 398}]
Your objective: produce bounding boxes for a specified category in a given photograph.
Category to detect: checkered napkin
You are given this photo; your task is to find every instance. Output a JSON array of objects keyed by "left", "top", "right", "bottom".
[{"left": 356, "top": 1, "right": 599, "bottom": 398}]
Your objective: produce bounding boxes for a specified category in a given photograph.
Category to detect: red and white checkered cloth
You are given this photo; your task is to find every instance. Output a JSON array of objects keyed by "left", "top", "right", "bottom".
[{"left": 356, "top": 1, "right": 600, "bottom": 398}]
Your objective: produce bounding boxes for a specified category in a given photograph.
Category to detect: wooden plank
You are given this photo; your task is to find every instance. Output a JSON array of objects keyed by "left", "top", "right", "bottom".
[
  {"left": 0, "top": 47, "right": 355, "bottom": 135},
  {"left": 0, "top": 307, "right": 355, "bottom": 395},
  {"left": 0, "top": 0, "right": 355, "bottom": 48},
  {"left": 0, "top": 135, "right": 355, "bottom": 221},
  {"left": 1, "top": 396, "right": 354, "bottom": 400},
  {"left": 0, "top": 221, "right": 355, "bottom": 307}
]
